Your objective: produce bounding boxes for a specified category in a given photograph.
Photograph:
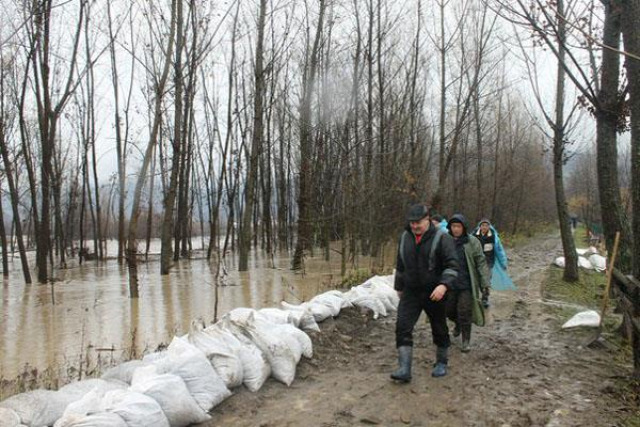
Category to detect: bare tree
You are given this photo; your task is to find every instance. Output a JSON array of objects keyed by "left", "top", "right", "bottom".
[
  {"left": 127, "top": 0, "right": 178, "bottom": 296},
  {"left": 27, "top": 0, "right": 85, "bottom": 282},
  {"left": 292, "top": 0, "right": 327, "bottom": 270},
  {"left": 239, "top": 0, "right": 268, "bottom": 271},
  {"left": 620, "top": 0, "right": 640, "bottom": 277}
]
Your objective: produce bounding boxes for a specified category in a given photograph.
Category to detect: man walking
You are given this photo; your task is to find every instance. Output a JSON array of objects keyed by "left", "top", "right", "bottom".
[{"left": 391, "top": 204, "right": 459, "bottom": 382}]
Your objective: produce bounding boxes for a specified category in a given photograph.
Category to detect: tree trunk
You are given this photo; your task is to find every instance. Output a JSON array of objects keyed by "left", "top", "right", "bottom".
[
  {"left": 127, "top": 0, "right": 177, "bottom": 295},
  {"left": 293, "top": 0, "right": 326, "bottom": 269},
  {"left": 553, "top": 0, "right": 579, "bottom": 282},
  {"left": 239, "top": 0, "right": 268, "bottom": 271},
  {"left": 107, "top": 0, "right": 127, "bottom": 265},
  {"left": 597, "top": 0, "right": 633, "bottom": 270},
  {"left": 161, "top": 0, "right": 185, "bottom": 275},
  {"left": 620, "top": 0, "right": 640, "bottom": 277},
  {"left": 0, "top": 82, "right": 32, "bottom": 283}
]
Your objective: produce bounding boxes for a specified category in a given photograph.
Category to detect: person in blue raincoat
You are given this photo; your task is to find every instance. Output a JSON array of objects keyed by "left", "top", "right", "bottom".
[
  {"left": 431, "top": 214, "right": 449, "bottom": 232},
  {"left": 473, "top": 219, "right": 508, "bottom": 307}
]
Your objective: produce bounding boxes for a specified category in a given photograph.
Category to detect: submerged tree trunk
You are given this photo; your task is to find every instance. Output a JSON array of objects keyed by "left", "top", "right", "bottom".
[
  {"left": 161, "top": 0, "right": 185, "bottom": 275},
  {"left": 127, "top": 0, "right": 177, "bottom": 295},
  {"left": 239, "top": 0, "right": 268, "bottom": 271},
  {"left": 0, "top": 75, "right": 32, "bottom": 283},
  {"left": 293, "top": 0, "right": 326, "bottom": 269}
]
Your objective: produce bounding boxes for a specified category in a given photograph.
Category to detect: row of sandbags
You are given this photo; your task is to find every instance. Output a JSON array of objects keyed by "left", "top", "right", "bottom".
[
  {"left": 0, "top": 275, "right": 398, "bottom": 427},
  {"left": 553, "top": 248, "right": 607, "bottom": 272},
  {"left": 282, "top": 275, "right": 399, "bottom": 321}
]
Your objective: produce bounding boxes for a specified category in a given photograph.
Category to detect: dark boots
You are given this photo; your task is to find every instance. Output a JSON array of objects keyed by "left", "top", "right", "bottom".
[
  {"left": 390, "top": 346, "right": 412, "bottom": 382},
  {"left": 453, "top": 324, "right": 461, "bottom": 337},
  {"left": 482, "top": 293, "right": 490, "bottom": 309},
  {"left": 431, "top": 346, "right": 448, "bottom": 377},
  {"left": 461, "top": 325, "right": 471, "bottom": 353}
]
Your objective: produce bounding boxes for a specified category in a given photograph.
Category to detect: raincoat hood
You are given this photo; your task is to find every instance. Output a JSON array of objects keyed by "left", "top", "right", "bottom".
[{"left": 447, "top": 214, "right": 468, "bottom": 234}]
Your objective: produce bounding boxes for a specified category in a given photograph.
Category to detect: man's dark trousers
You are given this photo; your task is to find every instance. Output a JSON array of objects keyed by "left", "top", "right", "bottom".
[{"left": 396, "top": 287, "right": 451, "bottom": 349}]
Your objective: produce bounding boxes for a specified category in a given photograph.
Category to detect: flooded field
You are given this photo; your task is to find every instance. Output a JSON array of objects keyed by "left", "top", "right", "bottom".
[{"left": 0, "top": 240, "right": 392, "bottom": 383}]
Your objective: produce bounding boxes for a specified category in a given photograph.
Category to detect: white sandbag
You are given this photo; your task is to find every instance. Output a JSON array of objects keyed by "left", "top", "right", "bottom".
[
  {"left": 59, "top": 379, "right": 126, "bottom": 399},
  {"left": 54, "top": 388, "right": 105, "bottom": 427},
  {"left": 319, "top": 290, "right": 353, "bottom": 308},
  {"left": 310, "top": 292, "right": 346, "bottom": 316},
  {"left": 0, "top": 389, "right": 77, "bottom": 427},
  {"left": 156, "top": 336, "right": 231, "bottom": 410},
  {"left": 0, "top": 408, "right": 21, "bottom": 427},
  {"left": 353, "top": 296, "right": 387, "bottom": 319},
  {"left": 306, "top": 302, "right": 334, "bottom": 321},
  {"left": 553, "top": 256, "right": 565, "bottom": 268},
  {"left": 271, "top": 306, "right": 321, "bottom": 332},
  {"left": 257, "top": 308, "right": 296, "bottom": 326},
  {"left": 54, "top": 412, "right": 128, "bottom": 427},
  {"left": 274, "top": 323, "right": 313, "bottom": 359},
  {"left": 281, "top": 300, "right": 333, "bottom": 323},
  {"left": 54, "top": 388, "right": 128, "bottom": 427},
  {"left": 562, "top": 310, "right": 601, "bottom": 329},
  {"left": 576, "top": 248, "right": 590, "bottom": 255},
  {"left": 142, "top": 351, "right": 168, "bottom": 364},
  {"left": 223, "top": 307, "right": 258, "bottom": 324},
  {"left": 344, "top": 286, "right": 388, "bottom": 318},
  {"left": 223, "top": 313, "right": 298, "bottom": 386},
  {"left": 589, "top": 254, "right": 607, "bottom": 272},
  {"left": 102, "top": 360, "right": 148, "bottom": 384},
  {"left": 578, "top": 256, "right": 594, "bottom": 270},
  {"left": 378, "top": 274, "right": 396, "bottom": 287},
  {"left": 257, "top": 307, "right": 320, "bottom": 332},
  {"left": 209, "top": 322, "right": 271, "bottom": 392},
  {"left": 288, "top": 309, "right": 321, "bottom": 332},
  {"left": 102, "top": 389, "right": 170, "bottom": 427},
  {"left": 359, "top": 277, "right": 399, "bottom": 311},
  {"left": 130, "top": 368, "right": 211, "bottom": 427},
  {"left": 187, "top": 322, "right": 244, "bottom": 388}
]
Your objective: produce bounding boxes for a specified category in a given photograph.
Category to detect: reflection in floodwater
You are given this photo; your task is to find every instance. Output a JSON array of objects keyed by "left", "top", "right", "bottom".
[{"left": 0, "top": 242, "right": 392, "bottom": 380}]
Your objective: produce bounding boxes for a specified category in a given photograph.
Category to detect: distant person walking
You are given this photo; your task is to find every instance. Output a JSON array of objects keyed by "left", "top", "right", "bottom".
[
  {"left": 473, "top": 218, "right": 508, "bottom": 307},
  {"left": 391, "top": 204, "right": 459, "bottom": 382},
  {"left": 431, "top": 214, "right": 448, "bottom": 232},
  {"left": 446, "top": 214, "right": 491, "bottom": 352}
]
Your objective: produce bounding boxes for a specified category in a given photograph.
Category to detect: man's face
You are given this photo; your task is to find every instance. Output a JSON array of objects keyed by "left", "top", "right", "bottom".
[
  {"left": 451, "top": 223, "right": 464, "bottom": 237},
  {"left": 410, "top": 216, "right": 430, "bottom": 235},
  {"left": 480, "top": 223, "right": 490, "bottom": 234}
]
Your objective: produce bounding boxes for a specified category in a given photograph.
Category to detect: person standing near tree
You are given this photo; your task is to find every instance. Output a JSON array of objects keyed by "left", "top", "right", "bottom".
[
  {"left": 473, "top": 218, "right": 508, "bottom": 308},
  {"left": 391, "top": 204, "right": 459, "bottom": 382},
  {"left": 447, "top": 214, "right": 491, "bottom": 353}
]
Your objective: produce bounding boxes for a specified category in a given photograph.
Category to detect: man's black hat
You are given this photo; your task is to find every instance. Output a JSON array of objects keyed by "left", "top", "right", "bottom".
[{"left": 407, "top": 204, "right": 429, "bottom": 222}]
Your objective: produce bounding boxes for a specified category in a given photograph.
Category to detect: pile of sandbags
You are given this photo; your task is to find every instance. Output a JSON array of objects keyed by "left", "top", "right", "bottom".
[
  {"left": 553, "top": 248, "right": 607, "bottom": 273},
  {"left": 281, "top": 275, "right": 398, "bottom": 321},
  {"left": 0, "top": 275, "right": 398, "bottom": 427}
]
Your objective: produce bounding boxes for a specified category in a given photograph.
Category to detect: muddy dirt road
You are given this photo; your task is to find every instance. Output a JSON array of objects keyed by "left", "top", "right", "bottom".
[{"left": 203, "top": 234, "right": 637, "bottom": 426}]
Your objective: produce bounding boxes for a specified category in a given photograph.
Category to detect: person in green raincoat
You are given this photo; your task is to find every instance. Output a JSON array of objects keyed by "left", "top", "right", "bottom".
[{"left": 446, "top": 214, "right": 490, "bottom": 352}]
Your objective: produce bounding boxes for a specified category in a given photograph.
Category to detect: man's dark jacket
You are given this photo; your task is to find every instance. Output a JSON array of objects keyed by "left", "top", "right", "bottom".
[{"left": 394, "top": 224, "right": 459, "bottom": 292}]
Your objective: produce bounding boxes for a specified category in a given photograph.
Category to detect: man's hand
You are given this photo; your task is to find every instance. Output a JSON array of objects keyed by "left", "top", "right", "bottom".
[{"left": 430, "top": 284, "right": 447, "bottom": 301}]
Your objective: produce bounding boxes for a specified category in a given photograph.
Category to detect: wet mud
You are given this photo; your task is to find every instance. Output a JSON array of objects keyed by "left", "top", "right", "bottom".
[{"left": 204, "top": 234, "right": 637, "bottom": 426}]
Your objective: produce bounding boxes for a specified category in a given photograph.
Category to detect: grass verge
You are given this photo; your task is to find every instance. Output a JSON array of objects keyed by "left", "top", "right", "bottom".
[{"left": 544, "top": 266, "right": 639, "bottom": 425}]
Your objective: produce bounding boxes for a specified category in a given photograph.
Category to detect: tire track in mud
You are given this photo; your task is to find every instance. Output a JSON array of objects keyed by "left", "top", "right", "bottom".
[{"left": 203, "top": 234, "right": 634, "bottom": 427}]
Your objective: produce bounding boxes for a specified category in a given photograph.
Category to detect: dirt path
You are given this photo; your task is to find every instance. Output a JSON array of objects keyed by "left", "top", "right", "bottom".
[{"left": 202, "top": 234, "right": 636, "bottom": 426}]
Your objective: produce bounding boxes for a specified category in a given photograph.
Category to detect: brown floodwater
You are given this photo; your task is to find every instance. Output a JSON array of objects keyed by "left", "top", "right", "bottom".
[{"left": 0, "top": 241, "right": 392, "bottom": 381}]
